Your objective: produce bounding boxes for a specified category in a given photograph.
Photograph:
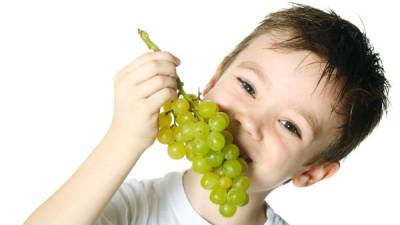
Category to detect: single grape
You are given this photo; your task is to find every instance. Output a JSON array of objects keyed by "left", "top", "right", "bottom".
[
  {"left": 192, "top": 157, "right": 211, "bottom": 174},
  {"left": 172, "top": 125, "right": 179, "bottom": 133},
  {"left": 241, "top": 192, "right": 249, "bottom": 206},
  {"left": 237, "top": 157, "right": 249, "bottom": 173},
  {"left": 222, "top": 144, "right": 240, "bottom": 160},
  {"left": 200, "top": 172, "right": 220, "bottom": 190},
  {"left": 176, "top": 111, "right": 195, "bottom": 124},
  {"left": 162, "top": 100, "right": 173, "bottom": 112},
  {"left": 218, "top": 176, "right": 232, "bottom": 189},
  {"left": 207, "top": 131, "right": 225, "bottom": 152},
  {"left": 227, "top": 188, "right": 247, "bottom": 206},
  {"left": 174, "top": 128, "right": 186, "bottom": 143},
  {"left": 172, "top": 125, "right": 180, "bottom": 135},
  {"left": 221, "top": 130, "right": 233, "bottom": 145},
  {"left": 218, "top": 111, "right": 230, "bottom": 126},
  {"left": 232, "top": 175, "right": 250, "bottom": 190},
  {"left": 193, "top": 121, "right": 210, "bottom": 139},
  {"left": 172, "top": 98, "right": 190, "bottom": 115},
  {"left": 158, "top": 112, "right": 172, "bottom": 128},
  {"left": 192, "top": 137, "right": 210, "bottom": 156},
  {"left": 208, "top": 113, "right": 228, "bottom": 132},
  {"left": 167, "top": 142, "right": 186, "bottom": 159},
  {"left": 197, "top": 100, "right": 218, "bottom": 118},
  {"left": 180, "top": 123, "right": 195, "bottom": 142},
  {"left": 223, "top": 159, "right": 242, "bottom": 178},
  {"left": 219, "top": 204, "right": 237, "bottom": 217},
  {"left": 185, "top": 142, "right": 196, "bottom": 161},
  {"left": 157, "top": 127, "right": 174, "bottom": 144},
  {"left": 205, "top": 150, "right": 224, "bottom": 167},
  {"left": 210, "top": 187, "right": 227, "bottom": 205}
]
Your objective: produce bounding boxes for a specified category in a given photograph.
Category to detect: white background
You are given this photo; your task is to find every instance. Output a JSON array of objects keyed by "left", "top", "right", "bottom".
[{"left": 1, "top": 0, "right": 399, "bottom": 224}]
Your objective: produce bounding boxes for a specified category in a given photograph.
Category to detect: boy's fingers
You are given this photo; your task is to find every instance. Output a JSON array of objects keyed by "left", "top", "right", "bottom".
[
  {"left": 123, "top": 51, "right": 180, "bottom": 74},
  {"left": 146, "top": 87, "right": 178, "bottom": 114},
  {"left": 134, "top": 75, "right": 177, "bottom": 99},
  {"left": 125, "top": 60, "right": 178, "bottom": 85}
]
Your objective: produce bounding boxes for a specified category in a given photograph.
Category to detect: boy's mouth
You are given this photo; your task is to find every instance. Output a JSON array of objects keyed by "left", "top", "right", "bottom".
[
  {"left": 241, "top": 153, "right": 253, "bottom": 163},
  {"left": 226, "top": 121, "right": 253, "bottom": 163},
  {"left": 233, "top": 140, "right": 253, "bottom": 163}
]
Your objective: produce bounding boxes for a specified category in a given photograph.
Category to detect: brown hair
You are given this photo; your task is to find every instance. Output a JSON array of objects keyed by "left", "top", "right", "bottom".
[{"left": 220, "top": 3, "right": 390, "bottom": 166}]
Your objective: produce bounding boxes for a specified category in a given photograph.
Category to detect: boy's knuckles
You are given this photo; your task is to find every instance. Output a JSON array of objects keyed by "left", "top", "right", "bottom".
[
  {"left": 154, "top": 76, "right": 167, "bottom": 87},
  {"left": 169, "top": 78, "right": 178, "bottom": 89},
  {"left": 156, "top": 76, "right": 176, "bottom": 88},
  {"left": 115, "top": 69, "right": 137, "bottom": 83},
  {"left": 141, "top": 51, "right": 157, "bottom": 60},
  {"left": 146, "top": 61, "right": 176, "bottom": 76},
  {"left": 145, "top": 61, "right": 160, "bottom": 72},
  {"left": 162, "top": 51, "right": 180, "bottom": 63},
  {"left": 164, "top": 63, "right": 179, "bottom": 76},
  {"left": 158, "top": 89, "right": 171, "bottom": 101},
  {"left": 171, "top": 89, "right": 178, "bottom": 99},
  {"left": 165, "top": 88, "right": 177, "bottom": 99},
  {"left": 155, "top": 88, "right": 171, "bottom": 100},
  {"left": 152, "top": 51, "right": 176, "bottom": 60}
]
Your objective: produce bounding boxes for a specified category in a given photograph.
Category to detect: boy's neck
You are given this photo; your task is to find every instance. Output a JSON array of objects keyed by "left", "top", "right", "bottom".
[{"left": 183, "top": 168, "right": 270, "bottom": 225}]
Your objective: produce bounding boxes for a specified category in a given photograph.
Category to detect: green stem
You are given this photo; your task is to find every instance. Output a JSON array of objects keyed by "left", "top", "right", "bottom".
[
  {"left": 138, "top": 29, "right": 161, "bottom": 51},
  {"left": 137, "top": 28, "right": 204, "bottom": 122}
]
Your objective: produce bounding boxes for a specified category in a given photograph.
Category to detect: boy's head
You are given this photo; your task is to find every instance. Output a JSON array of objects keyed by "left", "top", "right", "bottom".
[{"left": 202, "top": 3, "right": 390, "bottom": 191}]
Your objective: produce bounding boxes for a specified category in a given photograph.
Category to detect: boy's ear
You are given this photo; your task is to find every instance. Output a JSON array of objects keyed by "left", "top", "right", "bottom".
[
  {"left": 203, "top": 61, "right": 225, "bottom": 96},
  {"left": 292, "top": 162, "right": 340, "bottom": 187}
]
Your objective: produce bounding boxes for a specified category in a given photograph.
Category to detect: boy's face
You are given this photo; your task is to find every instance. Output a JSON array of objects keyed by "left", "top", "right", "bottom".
[{"left": 203, "top": 33, "right": 341, "bottom": 192}]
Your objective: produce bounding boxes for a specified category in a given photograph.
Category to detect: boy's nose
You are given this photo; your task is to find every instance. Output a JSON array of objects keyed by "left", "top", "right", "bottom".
[{"left": 233, "top": 113, "right": 263, "bottom": 142}]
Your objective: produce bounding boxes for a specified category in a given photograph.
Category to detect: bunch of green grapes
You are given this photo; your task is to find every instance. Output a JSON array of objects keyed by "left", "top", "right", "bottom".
[{"left": 138, "top": 29, "right": 250, "bottom": 217}]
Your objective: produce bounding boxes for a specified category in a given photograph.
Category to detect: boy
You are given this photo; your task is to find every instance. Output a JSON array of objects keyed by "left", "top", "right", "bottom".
[{"left": 24, "top": 3, "right": 389, "bottom": 225}]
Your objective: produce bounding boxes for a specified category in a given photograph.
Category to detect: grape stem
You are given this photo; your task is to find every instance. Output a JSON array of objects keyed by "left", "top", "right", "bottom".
[{"left": 138, "top": 28, "right": 205, "bottom": 122}]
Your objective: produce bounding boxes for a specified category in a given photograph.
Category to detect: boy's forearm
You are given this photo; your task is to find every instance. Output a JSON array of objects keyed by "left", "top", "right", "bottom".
[{"left": 24, "top": 127, "right": 145, "bottom": 225}]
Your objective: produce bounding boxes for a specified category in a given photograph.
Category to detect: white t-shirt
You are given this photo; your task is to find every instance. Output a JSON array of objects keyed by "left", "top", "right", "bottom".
[{"left": 95, "top": 171, "right": 289, "bottom": 225}]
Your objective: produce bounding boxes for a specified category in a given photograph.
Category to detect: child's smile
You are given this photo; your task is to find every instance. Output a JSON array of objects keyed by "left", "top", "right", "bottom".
[{"left": 203, "top": 33, "right": 342, "bottom": 192}]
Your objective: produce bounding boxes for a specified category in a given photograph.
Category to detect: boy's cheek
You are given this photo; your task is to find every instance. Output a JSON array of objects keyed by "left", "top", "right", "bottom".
[
  {"left": 204, "top": 86, "right": 238, "bottom": 112},
  {"left": 250, "top": 147, "right": 300, "bottom": 190}
]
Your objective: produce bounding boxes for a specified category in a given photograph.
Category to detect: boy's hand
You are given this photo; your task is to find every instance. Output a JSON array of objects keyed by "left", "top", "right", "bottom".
[{"left": 110, "top": 51, "right": 180, "bottom": 152}]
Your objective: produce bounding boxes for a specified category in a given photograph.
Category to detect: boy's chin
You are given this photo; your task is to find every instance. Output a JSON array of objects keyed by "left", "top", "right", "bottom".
[{"left": 247, "top": 177, "right": 281, "bottom": 193}]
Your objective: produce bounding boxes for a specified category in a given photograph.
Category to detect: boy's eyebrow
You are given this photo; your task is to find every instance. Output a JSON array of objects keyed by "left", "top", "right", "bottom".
[{"left": 237, "top": 61, "right": 268, "bottom": 83}]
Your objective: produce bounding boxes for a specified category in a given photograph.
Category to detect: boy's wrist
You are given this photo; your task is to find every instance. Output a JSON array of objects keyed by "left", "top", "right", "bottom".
[{"left": 105, "top": 124, "right": 147, "bottom": 155}]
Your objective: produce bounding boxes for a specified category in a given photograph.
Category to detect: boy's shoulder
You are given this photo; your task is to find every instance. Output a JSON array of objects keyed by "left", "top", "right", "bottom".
[
  {"left": 96, "top": 171, "right": 187, "bottom": 225},
  {"left": 265, "top": 203, "right": 290, "bottom": 225},
  {"left": 123, "top": 171, "right": 212, "bottom": 224}
]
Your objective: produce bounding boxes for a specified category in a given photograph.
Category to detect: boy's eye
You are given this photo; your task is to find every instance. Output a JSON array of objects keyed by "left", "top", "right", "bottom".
[
  {"left": 279, "top": 120, "right": 302, "bottom": 139},
  {"left": 237, "top": 77, "right": 256, "bottom": 98}
]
